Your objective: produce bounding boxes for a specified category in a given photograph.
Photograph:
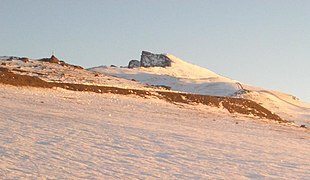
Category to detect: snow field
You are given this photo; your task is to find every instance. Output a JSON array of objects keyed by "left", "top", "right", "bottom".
[{"left": 0, "top": 85, "right": 309, "bottom": 179}]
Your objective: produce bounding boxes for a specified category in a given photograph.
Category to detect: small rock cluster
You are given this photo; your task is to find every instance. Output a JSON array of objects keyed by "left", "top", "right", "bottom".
[
  {"left": 128, "top": 51, "right": 172, "bottom": 68},
  {"left": 39, "top": 55, "right": 60, "bottom": 64},
  {"left": 39, "top": 55, "right": 83, "bottom": 69}
]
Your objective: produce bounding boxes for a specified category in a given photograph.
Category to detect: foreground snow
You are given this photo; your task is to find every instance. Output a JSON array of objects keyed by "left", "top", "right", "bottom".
[{"left": 0, "top": 85, "right": 309, "bottom": 179}]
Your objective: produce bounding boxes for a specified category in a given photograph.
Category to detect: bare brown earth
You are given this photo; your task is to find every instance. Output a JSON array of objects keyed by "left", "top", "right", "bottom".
[{"left": 0, "top": 67, "right": 286, "bottom": 123}]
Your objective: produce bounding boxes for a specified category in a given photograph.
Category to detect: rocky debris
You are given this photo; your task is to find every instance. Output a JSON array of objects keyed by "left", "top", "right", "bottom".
[
  {"left": 39, "top": 55, "right": 60, "bottom": 64},
  {"left": 0, "top": 67, "right": 287, "bottom": 123},
  {"left": 0, "top": 56, "right": 30, "bottom": 62},
  {"left": 233, "top": 89, "right": 251, "bottom": 96},
  {"left": 128, "top": 60, "right": 140, "bottom": 68},
  {"left": 19, "top": 57, "right": 29, "bottom": 63},
  {"left": 146, "top": 84, "right": 172, "bottom": 90},
  {"left": 140, "top": 51, "right": 171, "bottom": 68},
  {"left": 38, "top": 55, "right": 83, "bottom": 69}
]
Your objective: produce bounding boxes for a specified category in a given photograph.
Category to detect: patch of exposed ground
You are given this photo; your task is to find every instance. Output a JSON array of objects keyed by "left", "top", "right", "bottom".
[{"left": 0, "top": 67, "right": 286, "bottom": 123}]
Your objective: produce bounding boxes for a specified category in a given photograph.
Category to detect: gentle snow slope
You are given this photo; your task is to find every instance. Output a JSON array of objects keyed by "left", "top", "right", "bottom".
[
  {"left": 91, "top": 54, "right": 310, "bottom": 126},
  {"left": 0, "top": 85, "right": 309, "bottom": 179},
  {"left": 0, "top": 58, "right": 147, "bottom": 89},
  {"left": 91, "top": 54, "right": 240, "bottom": 96},
  {"left": 242, "top": 85, "right": 310, "bottom": 127}
]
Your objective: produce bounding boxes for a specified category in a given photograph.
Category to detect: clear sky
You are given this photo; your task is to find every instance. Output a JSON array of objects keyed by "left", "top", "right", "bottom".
[{"left": 1, "top": 0, "right": 309, "bottom": 102}]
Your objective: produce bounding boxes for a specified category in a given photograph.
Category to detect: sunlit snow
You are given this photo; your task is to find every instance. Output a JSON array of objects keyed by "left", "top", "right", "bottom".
[{"left": 0, "top": 85, "right": 309, "bottom": 179}]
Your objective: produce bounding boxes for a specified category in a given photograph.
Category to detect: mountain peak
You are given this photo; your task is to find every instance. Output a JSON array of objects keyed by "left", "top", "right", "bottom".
[{"left": 127, "top": 51, "right": 223, "bottom": 79}]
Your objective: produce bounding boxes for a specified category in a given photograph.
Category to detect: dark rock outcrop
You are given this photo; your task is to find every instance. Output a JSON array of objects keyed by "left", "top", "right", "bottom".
[
  {"left": 50, "top": 55, "right": 60, "bottom": 63},
  {"left": 140, "top": 51, "right": 171, "bottom": 68},
  {"left": 39, "top": 55, "right": 60, "bottom": 64},
  {"left": 38, "top": 55, "right": 83, "bottom": 69},
  {"left": 127, "top": 51, "right": 172, "bottom": 69},
  {"left": 128, "top": 60, "right": 140, "bottom": 68},
  {"left": 19, "top": 57, "right": 29, "bottom": 63}
]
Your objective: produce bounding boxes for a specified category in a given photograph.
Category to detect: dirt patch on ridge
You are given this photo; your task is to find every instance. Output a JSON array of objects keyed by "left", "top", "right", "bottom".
[
  {"left": 0, "top": 67, "right": 286, "bottom": 123},
  {"left": 0, "top": 67, "right": 53, "bottom": 88}
]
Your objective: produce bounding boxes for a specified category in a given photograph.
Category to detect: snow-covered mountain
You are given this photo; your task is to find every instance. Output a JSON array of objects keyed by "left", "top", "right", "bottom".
[
  {"left": 91, "top": 52, "right": 239, "bottom": 97},
  {"left": 1, "top": 53, "right": 309, "bottom": 126},
  {"left": 90, "top": 51, "right": 310, "bottom": 126},
  {"left": 1, "top": 54, "right": 309, "bottom": 179}
]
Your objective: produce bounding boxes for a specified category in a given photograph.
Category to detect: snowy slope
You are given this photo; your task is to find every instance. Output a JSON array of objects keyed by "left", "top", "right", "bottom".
[
  {"left": 0, "top": 84, "right": 309, "bottom": 179},
  {"left": 1, "top": 54, "right": 309, "bottom": 126},
  {"left": 90, "top": 53, "right": 310, "bottom": 126},
  {"left": 91, "top": 54, "right": 240, "bottom": 97},
  {"left": 241, "top": 84, "right": 310, "bottom": 127},
  {"left": 0, "top": 58, "right": 147, "bottom": 90}
]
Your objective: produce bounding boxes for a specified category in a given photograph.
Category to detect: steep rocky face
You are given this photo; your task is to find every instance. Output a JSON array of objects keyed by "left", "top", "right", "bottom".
[
  {"left": 140, "top": 51, "right": 171, "bottom": 67},
  {"left": 128, "top": 60, "right": 140, "bottom": 68}
]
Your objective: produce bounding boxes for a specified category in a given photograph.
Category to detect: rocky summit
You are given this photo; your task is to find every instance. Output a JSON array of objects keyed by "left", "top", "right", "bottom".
[{"left": 128, "top": 51, "right": 172, "bottom": 68}]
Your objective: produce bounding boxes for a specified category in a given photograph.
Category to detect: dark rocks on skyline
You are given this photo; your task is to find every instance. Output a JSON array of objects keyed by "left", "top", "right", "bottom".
[
  {"left": 140, "top": 51, "right": 171, "bottom": 68},
  {"left": 127, "top": 51, "right": 172, "bottom": 68},
  {"left": 128, "top": 60, "right": 140, "bottom": 68}
]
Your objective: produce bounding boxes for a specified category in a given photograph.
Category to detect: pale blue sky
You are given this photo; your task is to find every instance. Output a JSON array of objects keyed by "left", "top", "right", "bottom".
[{"left": 1, "top": 0, "right": 309, "bottom": 102}]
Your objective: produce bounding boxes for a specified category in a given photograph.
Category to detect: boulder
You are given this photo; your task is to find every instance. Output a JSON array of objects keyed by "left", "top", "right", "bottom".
[
  {"left": 128, "top": 60, "right": 140, "bottom": 68},
  {"left": 140, "top": 51, "right": 171, "bottom": 68}
]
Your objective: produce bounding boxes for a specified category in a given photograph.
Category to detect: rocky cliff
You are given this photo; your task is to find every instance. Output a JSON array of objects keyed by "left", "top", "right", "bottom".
[{"left": 128, "top": 51, "right": 171, "bottom": 68}]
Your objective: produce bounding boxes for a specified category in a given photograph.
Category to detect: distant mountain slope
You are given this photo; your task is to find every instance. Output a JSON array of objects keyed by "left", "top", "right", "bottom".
[
  {"left": 90, "top": 51, "right": 310, "bottom": 126},
  {"left": 0, "top": 56, "right": 147, "bottom": 90},
  {"left": 1, "top": 53, "right": 309, "bottom": 126},
  {"left": 242, "top": 85, "right": 310, "bottom": 127},
  {"left": 91, "top": 53, "right": 240, "bottom": 97}
]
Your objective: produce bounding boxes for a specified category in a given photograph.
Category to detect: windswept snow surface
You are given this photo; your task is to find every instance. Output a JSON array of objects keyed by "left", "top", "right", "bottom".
[
  {"left": 0, "top": 85, "right": 309, "bottom": 179},
  {"left": 91, "top": 54, "right": 240, "bottom": 96}
]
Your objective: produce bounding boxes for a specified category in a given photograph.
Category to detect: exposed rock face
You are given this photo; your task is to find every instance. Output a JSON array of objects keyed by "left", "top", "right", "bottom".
[
  {"left": 128, "top": 60, "right": 140, "bottom": 68},
  {"left": 127, "top": 51, "right": 172, "bottom": 69},
  {"left": 140, "top": 51, "right": 171, "bottom": 68},
  {"left": 50, "top": 55, "right": 60, "bottom": 64}
]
